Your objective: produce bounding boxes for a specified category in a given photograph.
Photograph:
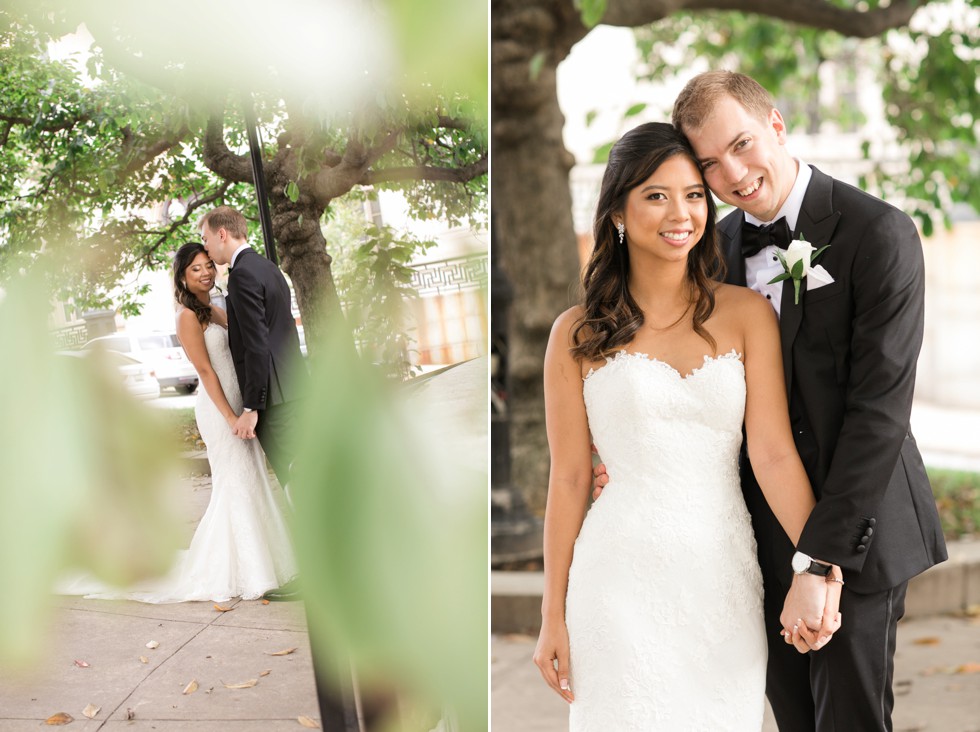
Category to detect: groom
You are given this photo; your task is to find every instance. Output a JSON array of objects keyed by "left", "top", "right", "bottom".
[
  {"left": 199, "top": 206, "right": 359, "bottom": 730},
  {"left": 198, "top": 206, "right": 306, "bottom": 481},
  {"left": 596, "top": 71, "right": 947, "bottom": 731}
]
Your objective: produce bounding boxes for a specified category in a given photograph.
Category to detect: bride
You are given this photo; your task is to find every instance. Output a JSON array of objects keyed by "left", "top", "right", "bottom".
[
  {"left": 63, "top": 242, "right": 297, "bottom": 603},
  {"left": 532, "top": 123, "right": 841, "bottom": 729}
]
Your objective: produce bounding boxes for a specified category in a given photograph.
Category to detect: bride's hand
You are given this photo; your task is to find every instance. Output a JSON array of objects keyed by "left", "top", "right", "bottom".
[{"left": 532, "top": 620, "right": 574, "bottom": 703}]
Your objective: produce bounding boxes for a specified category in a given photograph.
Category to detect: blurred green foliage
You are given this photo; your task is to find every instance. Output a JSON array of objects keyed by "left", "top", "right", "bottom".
[
  {"left": 929, "top": 468, "right": 980, "bottom": 540},
  {"left": 0, "top": 273, "right": 183, "bottom": 668},
  {"left": 293, "top": 329, "right": 487, "bottom": 730}
]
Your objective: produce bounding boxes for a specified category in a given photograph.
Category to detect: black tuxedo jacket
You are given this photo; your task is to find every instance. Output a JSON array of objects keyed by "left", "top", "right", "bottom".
[
  {"left": 721, "top": 166, "right": 947, "bottom": 594},
  {"left": 226, "top": 247, "right": 306, "bottom": 411}
]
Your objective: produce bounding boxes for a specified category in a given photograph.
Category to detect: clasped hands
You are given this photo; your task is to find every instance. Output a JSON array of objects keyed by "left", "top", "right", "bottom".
[
  {"left": 228, "top": 409, "right": 259, "bottom": 440},
  {"left": 592, "top": 460, "right": 843, "bottom": 655}
]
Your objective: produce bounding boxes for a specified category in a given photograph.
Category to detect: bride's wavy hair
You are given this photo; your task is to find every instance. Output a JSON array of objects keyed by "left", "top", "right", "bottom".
[
  {"left": 571, "top": 122, "right": 725, "bottom": 361},
  {"left": 173, "top": 241, "right": 218, "bottom": 326}
]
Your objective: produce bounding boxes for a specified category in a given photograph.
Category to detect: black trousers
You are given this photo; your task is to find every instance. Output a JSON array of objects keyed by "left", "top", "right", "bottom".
[{"left": 764, "top": 575, "right": 908, "bottom": 732}]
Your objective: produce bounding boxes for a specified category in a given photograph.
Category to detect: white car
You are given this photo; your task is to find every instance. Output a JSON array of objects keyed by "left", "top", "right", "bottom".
[
  {"left": 83, "top": 332, "right": 199, "bottom": 393},
  {"left": 59, "top": 350, "right": 161, "bottom": 401}
]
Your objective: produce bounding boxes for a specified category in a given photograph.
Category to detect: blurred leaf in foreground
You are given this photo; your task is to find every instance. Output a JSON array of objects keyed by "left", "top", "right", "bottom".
[
  {"left": 0, "top": 270, "right": 182, "bottom": 668},
  {"left": 292, "top": 325, "right": 488, "bottom": 730}
]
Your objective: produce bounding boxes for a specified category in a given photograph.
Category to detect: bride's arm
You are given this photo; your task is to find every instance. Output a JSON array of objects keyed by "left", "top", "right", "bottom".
[
  {"left": 532, "top": 307, "right": 592, "bottom": 704},
  {"left": 740, "top": 290, "right": 841, "bottom": 649},
  {"left": 175, "top": 309, "right": 238, "bottom": 429}
]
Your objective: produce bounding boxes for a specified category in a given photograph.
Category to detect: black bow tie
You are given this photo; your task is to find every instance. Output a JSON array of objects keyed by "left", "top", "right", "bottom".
[{"left": 741, "top": 217, "right": 792, "bottom": 259}]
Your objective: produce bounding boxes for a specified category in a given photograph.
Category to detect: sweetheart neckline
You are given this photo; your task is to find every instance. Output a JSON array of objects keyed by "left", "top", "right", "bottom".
[{"left": 583, "top": 348, "right": 743, "bottom": 383}]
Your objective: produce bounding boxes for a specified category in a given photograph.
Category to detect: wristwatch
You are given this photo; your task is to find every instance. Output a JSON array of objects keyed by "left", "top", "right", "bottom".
[{"left": 791, "top": 551, "right": 832, "bottom": 577}]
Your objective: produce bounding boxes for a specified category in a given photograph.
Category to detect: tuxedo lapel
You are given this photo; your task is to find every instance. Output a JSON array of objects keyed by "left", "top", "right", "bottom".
[
  {"left": 777, "top": 166, "right": 842, "bottom": 394},
  {"left": 717, "top": 211, "right": 746, "bottom": 286}
]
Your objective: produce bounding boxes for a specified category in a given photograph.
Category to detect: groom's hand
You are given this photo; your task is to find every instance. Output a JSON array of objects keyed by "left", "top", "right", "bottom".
[
  {"left": 780, "top": 570, "right": 843, "bottom": 653},
  {"left": 591, "top": 445, "right": 609, "bottom": 501},
  {"left": 233, "top": 410, "right": 259, "bottom": 440}
]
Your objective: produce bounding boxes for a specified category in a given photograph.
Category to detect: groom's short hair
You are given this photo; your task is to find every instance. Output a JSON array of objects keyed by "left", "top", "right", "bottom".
[
  {"left": 199, "top": 206, "right": 248, "bottom": 241},
  {"left": 672, "top": 70, "right": 775, "bottom": 134}
]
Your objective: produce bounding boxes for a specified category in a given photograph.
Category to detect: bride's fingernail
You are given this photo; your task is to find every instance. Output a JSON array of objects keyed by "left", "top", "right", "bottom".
[{"left": 560, "top": 679, "right": 569, "bottom": 690}]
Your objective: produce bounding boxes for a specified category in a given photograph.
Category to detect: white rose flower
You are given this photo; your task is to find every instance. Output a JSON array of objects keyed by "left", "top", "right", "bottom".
[{"left": 783, "top": 238, "right": 816, "bottom": 276}]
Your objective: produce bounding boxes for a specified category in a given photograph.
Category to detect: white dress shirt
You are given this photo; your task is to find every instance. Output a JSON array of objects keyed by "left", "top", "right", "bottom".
[{"left": 743, "top": 160, "right": 812, "bottom": 317}]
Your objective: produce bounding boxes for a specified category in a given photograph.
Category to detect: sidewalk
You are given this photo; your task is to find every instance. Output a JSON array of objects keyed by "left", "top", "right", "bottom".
[
  {"left": 492, "top": 612, "right": 980, "bottom": 732},
  {"left": 0, "top": 472, "right": 320, "bottom": 731}
]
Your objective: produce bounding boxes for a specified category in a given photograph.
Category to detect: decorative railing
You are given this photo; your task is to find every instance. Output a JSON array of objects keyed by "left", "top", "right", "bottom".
[
  {"left": 52, "top": 321, "right": 89, "bottom": 350},
  {"left": 410, "top": 252, "right": 488, "bottom": 297}
]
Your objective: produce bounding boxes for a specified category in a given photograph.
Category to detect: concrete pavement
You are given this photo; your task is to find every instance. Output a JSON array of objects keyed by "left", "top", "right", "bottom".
[
  {"left": 0, "top": 472, "right": 320, "bottom": 731},
  {"left": 492, "top": 611, "right": 980, "bottom": 732}
]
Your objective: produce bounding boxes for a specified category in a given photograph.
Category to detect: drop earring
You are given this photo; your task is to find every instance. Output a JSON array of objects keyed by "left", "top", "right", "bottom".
[{"left": 617, "top": 221, "right": 625, "bottom": 245}]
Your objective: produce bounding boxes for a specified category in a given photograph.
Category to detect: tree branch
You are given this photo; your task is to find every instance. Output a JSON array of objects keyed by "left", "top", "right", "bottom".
[
  {"left": 140, "top": 180, "right": 234, "bottom": 262},
  {"left": 602, "top": 0, "right": 920, "bottom": 38},
  {"left": 363, "top": 154, "right": 488, "bottom": 185},
  {"left": 202, "top": 109, "right": 253, "bottom": 183},
  {"left": 119, "top": 126, "right": 190, "bottom": 179}
]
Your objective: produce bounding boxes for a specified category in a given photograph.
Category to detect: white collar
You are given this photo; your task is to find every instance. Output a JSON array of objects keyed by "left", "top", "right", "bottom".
[
  {"left": 230, "top": 243, "right": 252, "bottom": 268},
  {"left": 744, "top": 159, "right": 811, "bottom": 232}
]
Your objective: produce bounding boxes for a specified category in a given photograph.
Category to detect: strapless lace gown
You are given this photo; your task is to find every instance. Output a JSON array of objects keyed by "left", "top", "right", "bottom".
[
  {"left": 62, "top": 323, "right": 297, "bottom": 603},
  {"left": 565, "top": 350, "right": 766, "bottom": 731}
]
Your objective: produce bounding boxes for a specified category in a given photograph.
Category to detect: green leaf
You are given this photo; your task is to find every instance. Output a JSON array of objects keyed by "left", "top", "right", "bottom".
[
  {"left": 285, "top": 180, "right": 299, "bottom": 203},
  {"left": 529, "top": 51, "right": 546, "bottom": 82},
  {"left": 768, "top": 273, "right": 790, "bottom": 284},
  {"left": 791, "top": 259, "right": 804, "bottom": 279},
  {"left": 811, "top": 244, "right": 831, "bottom": 264},
  {"left": 585, "top": 109, "right": 598, "bottom": 128},
  {"left": 592, "top": 141, "right": 614, "bottom": 164},
  {"left": 624, "top": 103, "right": 647, "bottom": 118},
  {"left": 576, "top": 0, "right": 608, "bottom": 28}
]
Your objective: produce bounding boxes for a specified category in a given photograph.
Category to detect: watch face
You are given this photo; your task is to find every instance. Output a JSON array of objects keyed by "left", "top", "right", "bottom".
[{"left": 791, "top": 552, "right": 810, "bottom": 573}]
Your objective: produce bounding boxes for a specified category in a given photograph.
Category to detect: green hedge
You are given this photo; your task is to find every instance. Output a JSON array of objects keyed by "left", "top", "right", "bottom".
[{"left": 928, "top": 468, "right": 980, "bottom": 541}]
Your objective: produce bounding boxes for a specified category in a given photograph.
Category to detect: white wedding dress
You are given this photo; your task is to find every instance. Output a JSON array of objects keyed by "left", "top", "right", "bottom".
[
  {"left": 565, "top": 350, "right": 767, "bottom": 731},
  {"left": 61, "top": 323, "right": 297, "bottom": 603}
]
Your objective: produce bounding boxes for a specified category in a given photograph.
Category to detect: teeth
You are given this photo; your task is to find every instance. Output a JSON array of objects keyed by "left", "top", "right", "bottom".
[
  {"left": 662, "top": 231, "right": 690, "bottom": 241},
  {"left": 737, "top": 178, "right": 761, "bottom": 197}
]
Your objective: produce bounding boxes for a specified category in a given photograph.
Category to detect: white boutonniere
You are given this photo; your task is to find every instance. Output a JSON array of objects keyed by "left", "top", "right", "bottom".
[{"left": 768, "top": 234, "right": 835, "bottom": 305}]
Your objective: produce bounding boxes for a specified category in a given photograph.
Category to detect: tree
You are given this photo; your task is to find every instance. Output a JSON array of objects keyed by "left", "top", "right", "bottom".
[
  {"left": 0, "top": 1, "right": 487, "bottom": 355},
  {"left": 492, "top": 0, "right": 978, "bottom": 511}
]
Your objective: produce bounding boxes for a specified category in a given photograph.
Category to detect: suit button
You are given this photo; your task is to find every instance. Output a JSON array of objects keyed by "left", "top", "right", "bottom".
[
  {"left": 868, "top": 518, "right": 877, "bottom": 527},
  {"left": 864, "top": 527, "right": 874, "bottom": 537},
  {"left": 860, "top": 535, "right": 870, "bottom": 544},
  {"left": 856, "top": 544, "right": 867, "bottom": 553}
]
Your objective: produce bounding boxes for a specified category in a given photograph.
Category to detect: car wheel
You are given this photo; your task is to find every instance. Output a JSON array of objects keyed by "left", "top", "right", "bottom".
[{"left": 179, "top": 384, "right": 198, "bottom": 394}]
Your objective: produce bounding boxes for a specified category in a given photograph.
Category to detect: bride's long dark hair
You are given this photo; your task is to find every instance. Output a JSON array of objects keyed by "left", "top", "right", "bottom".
[
  {"left": 173, "top": 241, "right": 217, "bottom": 326},
  {"left": 571, "top": 122, "right": 724, "bottom": 361}
]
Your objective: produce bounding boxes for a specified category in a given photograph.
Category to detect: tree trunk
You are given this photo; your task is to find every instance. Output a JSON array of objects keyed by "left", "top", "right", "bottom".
[
  {"left": 492, "top": 0, "right": 585, "bottom": 512},
  {"left": 265, "top": 175, "right": 349, "bottom": 361}
]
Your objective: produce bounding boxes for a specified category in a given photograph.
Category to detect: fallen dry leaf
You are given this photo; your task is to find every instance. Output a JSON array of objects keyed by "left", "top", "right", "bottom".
[
  {"left": 259, "top": 670, "right": 272, "bottom": 677},
  {"left": 139, "top": 656, "right": 149, "bottom": 664},
  {"left": 955, "top": 662, "right": 980, "bottom": 674},
  {"left": 73, "top": 659, "right": 90, "bottom": 668},
  {"left": 145, "top": 640, "right": 160, "bottom": 650},
  {"left": 298, "top": 716, "right": 320, "bottom": 728},
  {"left": 44, "top": 712, "right": 73, "bottom": 725},
  {"left": 261, "top": 599, "right": 270, "bottom": 605},
  {"left": 223, "top": 679, "right": 259, "bottom": 689},
  {"left": 126, "top": 708, "right": 135, "bottom": 720},
  {"left": 267, "top": 647, "right": 298, "bottom": 656},
  {"left": 183, "top": 680, "right": 199, "bottom": 695},
  {"left": 82, "top": 703, "right": 100, "bottom": 719},
  {"left": 213, "top": 603, "right": 234, "bottom": 613},
  {"left": 912, "top": 637, "right": 941, "bottom": 646}
]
